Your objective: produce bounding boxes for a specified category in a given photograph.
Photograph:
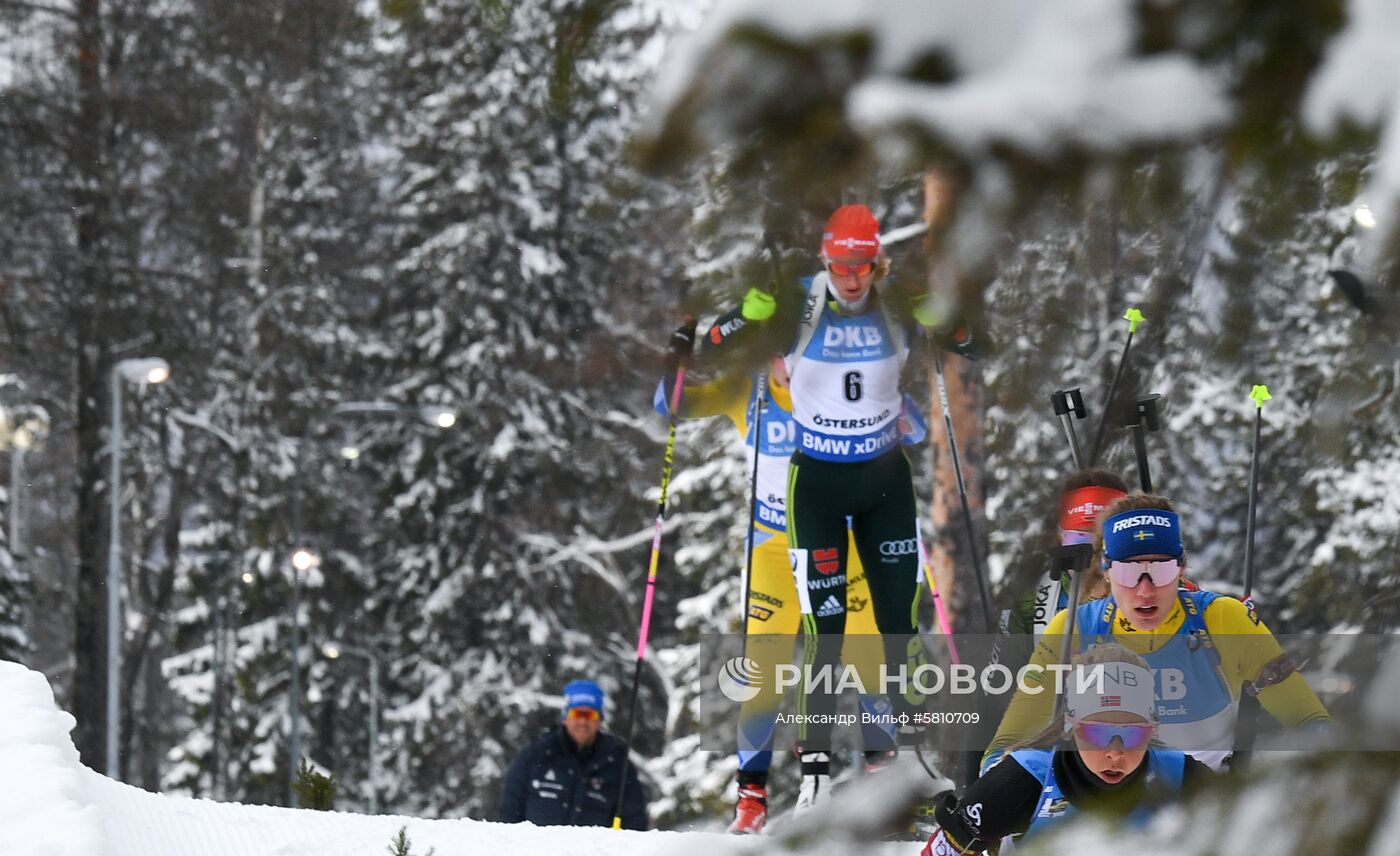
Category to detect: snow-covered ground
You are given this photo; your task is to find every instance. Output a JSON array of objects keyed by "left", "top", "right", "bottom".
[{"left": 0, "top": 660, "right": 915, "bottom": 856}]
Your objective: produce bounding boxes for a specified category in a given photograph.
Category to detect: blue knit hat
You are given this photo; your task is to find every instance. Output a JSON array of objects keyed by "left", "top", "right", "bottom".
[{"left": 562, "top": 679, "right": 605, "bottom": 719}]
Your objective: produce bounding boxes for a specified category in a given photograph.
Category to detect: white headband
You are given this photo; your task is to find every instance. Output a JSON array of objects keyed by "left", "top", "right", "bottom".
[{"left": 1063, "top": 661, "right": 1156, "bottom": 728}]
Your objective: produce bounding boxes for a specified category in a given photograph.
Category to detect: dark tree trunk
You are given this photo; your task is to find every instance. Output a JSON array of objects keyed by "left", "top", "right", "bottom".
[
  {"left": 921, "top": 171, "right": 992, "bottom": 638},
  {"left": 70, "top": 0, "right": 111, "bottom": 773},
  {"left": 929, "top": 356, "right": 989, "bottom": 635}
]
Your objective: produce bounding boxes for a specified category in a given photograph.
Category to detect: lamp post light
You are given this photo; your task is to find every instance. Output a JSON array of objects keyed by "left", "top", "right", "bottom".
[
  {"left": 322, "top": 641, "right": 380, "bottom": 814},
  {"left": 107, "top": 356, "right": 171, "bottom": 779},
  {"left": 1, "top": 407, "right": 49, "bottom": 559}
]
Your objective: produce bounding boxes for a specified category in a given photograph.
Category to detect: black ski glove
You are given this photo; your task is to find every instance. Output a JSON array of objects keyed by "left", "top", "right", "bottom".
[
  {"left": 664, "top": 317, "right": 697, "bottom": 375},
  {"left": 931, "top": 320, "right": 987, "bottom": 361},
  {"left": 669, "top": 319, "right": 697, "bottom": 357}
]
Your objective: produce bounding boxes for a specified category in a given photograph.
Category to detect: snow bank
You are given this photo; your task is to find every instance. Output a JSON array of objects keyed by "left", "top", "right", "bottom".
[
  {"left": 89, "top": 775, "right": 705, "bottom": 856},
  {"left": 0, "top": 661, "right": 917, "bottom": 856},
  {"left": 0, "top": 660, "right": 104, "bottom": 856}
]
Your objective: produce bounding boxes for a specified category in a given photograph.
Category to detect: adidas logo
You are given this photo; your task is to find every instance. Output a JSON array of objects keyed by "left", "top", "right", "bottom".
[{"left": 816, "top": 595, "right": 844, "bottom": 617}]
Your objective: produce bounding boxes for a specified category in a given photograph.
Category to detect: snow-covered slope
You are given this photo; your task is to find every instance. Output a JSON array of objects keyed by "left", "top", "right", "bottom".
[
  {"left": 0, "top": 660, "right": 920, "bottom": 856},
  {"left": 0, "top": 661, "right": 710, "bottom": 856}
]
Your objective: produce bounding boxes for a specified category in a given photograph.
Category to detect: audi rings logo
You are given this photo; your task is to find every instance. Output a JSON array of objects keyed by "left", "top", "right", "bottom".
[
  {"left": 879, "top": 539, "right": 918, "bottom": 557},
  {"left": 717, "top": 657, "right": 764, "bottom": 703}
]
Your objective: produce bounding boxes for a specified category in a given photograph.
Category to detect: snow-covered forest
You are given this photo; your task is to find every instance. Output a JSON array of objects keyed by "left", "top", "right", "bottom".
[{"left": 0, "top": 0, "right": 1397, "bottom": 840}]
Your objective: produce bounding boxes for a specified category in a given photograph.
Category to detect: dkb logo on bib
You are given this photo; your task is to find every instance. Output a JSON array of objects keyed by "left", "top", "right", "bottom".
[{"left": 823, "top": 326, "right": 883, "bottom": 348}]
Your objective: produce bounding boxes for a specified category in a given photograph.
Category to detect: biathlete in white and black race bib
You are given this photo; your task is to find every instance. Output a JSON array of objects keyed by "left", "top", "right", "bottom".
[{"left": 698, "top": 204, "right": 969, "bottom": 812}]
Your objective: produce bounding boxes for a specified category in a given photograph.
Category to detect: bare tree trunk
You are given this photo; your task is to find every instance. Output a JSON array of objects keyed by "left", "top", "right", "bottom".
[
  {"left": 921, "top": 171, "right": 992, "bottom": 636},
  {"left": 71, "top": 0, "right": 112, "bottom": 772},
  {"left": 928, "top": 357, "right": 988, "bottom": 634}
]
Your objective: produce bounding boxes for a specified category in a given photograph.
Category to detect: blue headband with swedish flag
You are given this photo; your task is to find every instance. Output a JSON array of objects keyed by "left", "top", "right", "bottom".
[{"left": 1102, "top": 509, "right": 1184, "bottom": 564}]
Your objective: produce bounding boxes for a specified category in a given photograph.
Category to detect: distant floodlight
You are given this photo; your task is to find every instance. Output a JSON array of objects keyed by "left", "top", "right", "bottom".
[
  {"left": 241, "top": 572, "right": 256, "bottom": 584},
  {"left": 339, "top": 445, "right": 361, "bottom": 461},
  {"left": 1354, "top": 204, "right": 1377, "bottom": 230},
  {"left": 291, "top": 548, "right": 321, "bottom": 573},
  {"left": 115, "top": 357, "right": 172, "bottom": 385},
  {"left": 420, "top": 406, "right": 457, "bottom": 429},
  {"left": 12, "top": 414, "right": 49, "bottom": 451},
  {"left": 322, "top": 642, "right": 342, "bottom": 659}
]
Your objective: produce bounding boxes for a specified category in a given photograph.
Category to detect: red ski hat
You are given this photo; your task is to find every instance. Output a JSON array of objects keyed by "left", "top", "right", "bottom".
[
  {"left": 822, "top": 204, "right": 881, "bottom": 261},
  {"left": 1058, "top": 485, "right": 1127, "bottom": 534}
]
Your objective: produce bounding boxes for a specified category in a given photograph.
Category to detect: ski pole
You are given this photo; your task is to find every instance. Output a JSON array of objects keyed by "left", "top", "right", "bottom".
[
  {"left": 1126, "top": 393, "right": 1162, "bottom": 492},
  {"left": 738, "top": 381, "right": 765, "bottom": 628},
  {"left": 1087, "top": 308, "right": 1145, "bottom": 465},
  {"left": 1050, "top": 388, "right": 1087, "bottom": 470},
  {"left": 932, "top": 347, "right": 996, "bottom": 633},
  {"left": 1050, "top": 543, "right": 1093, "bottom": 720},
  {"left": 736, "top": 234, "right": 787, "bottom": 626},
  {"left": 1230, "top": 383, "right": 1271, "bottom": 774},
  {"left": 612, "top": 319, "right": 694, "bottom": 829},
  {"left": 1242, "top": 384, "right": 1270, "bottom": 599},
  {"left": 916, "top": 525, "right": 961, "bottom": 665}
]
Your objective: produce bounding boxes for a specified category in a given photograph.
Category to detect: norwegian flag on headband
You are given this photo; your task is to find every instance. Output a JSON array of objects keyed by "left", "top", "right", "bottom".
[
  {"left": 823, "top": 204, "right": 880, "bottom": 261},
  {"left": 1101, "top": 695, "right": 1121, "bottom": 706}
]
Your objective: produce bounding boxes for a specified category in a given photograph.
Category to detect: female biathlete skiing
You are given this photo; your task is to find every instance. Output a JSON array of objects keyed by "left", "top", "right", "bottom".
[
  {"left": 1003, "top": 469, "right": 1129, "bottom": 639},
  {"left": 923, "top": 644, "right": 1212, "bottom": 855},
  {"left": 699, "top": 204, "right": 951, "bottom": 812},
  {"left": 654, "top": 363, "right": 929, "bottom": 831},
  {"left": 983, "top": 494, "right": 1331, "bottom": 771}
]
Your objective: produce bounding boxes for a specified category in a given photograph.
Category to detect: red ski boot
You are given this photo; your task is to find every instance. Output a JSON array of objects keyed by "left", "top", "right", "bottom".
[{"left": 728, "top": 784, "right": 768, "bottom": 834}]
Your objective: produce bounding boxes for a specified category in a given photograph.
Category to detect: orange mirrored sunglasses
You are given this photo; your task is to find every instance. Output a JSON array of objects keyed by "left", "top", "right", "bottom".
[
  {"left": 566, "top": 707, "right": 600, "bottom": 721},
  {"left": 827, "top": 260, "right": 876, "bottom": 278}
]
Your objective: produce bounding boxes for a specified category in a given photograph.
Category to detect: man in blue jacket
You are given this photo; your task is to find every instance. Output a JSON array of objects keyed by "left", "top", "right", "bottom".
[{"left": 497, "top": 679, "right": 649, "bottom": 830}]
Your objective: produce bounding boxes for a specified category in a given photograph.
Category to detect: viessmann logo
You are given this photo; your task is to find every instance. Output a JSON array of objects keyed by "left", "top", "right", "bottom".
[
  {"left": 1066, "top": 501, "right": 1107, "bottom": 518},
  {"left": 717, "top": 657, "right": 764, "bottom": 702}
]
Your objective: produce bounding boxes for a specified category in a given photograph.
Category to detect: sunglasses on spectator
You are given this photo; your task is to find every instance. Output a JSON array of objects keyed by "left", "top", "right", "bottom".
[
  {"left": 1072, "top": 720, "right": 1155, "bottom": 750},
  {"left": 566, "top": 707, "right": 600, "bottom": 721},
  {"left": 1106, "top": 558, "right": 1181, "bottom": 587},
  {"left": 827, "top": 260, "right": 876, "bottom": 277}
]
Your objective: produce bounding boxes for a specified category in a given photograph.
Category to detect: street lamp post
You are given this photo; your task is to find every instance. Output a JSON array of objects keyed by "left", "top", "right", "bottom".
[
  {"left": 286, "top": 539, "right": 319, "bottom": 805},
  {"left": 322, "top": 641, "right": 380, "bottom": 814},
  {"left": 286, "top": 400, "right": 454, "bottom": 805},
  {"left": 107, "top": 357, "right": 171, "bottom": 779}
]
